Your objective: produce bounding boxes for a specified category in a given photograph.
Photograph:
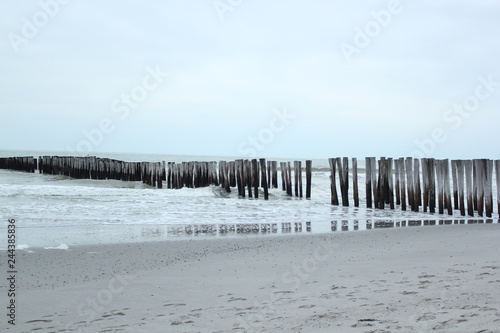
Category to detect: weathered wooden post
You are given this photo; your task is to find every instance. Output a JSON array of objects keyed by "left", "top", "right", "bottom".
[
  {"left": 377, "top": 157, "right": 387, "bottom": 209},
  {"left": 272, "top": 161, "right": 278, "bottom": 189},
  {"left": 428, "top": 158, "right": 436, "bottom": 214},
  {"left": 246, "top": 160, "right": 253, "bottom": 198},
  {"left": 394, "top": 159, "right": 401, "bottom": 206},
  {"left": 252, "top": 159, "right": 259, "bottom": 198},
  {"left": 421, "top": 159, "right": 429, "bottom": 212},
  {"left": 337, "top": 157, "right": 349, "bottom": 207},
  {"left": 485, "top": 159, "right": 493, "bottom": 218},
  {"left": 280, "top": 162, "right": 286, "bottom": 191},
  {"left": 236, "top": 159, "right": 244, "bottom": 197},
  {"left": 443, "top": 159, "right": 452, "bottom": 215},
  {"left": 352, "top": 158, "right": 359, "bottom": 207},
  {"left": 294, "top": 161, "right": 299, "bottom": 197},
  {"left": 298, "top": 161, "right": 303, "bottom": 198},
  {"left": 436, "top": 160, "right": 445, "bottom": 214},
  {"left": 387, "top": 158, "right": 394, "bottom": 209},
  {"left": 473, "top": 161, "right": 478, "bottom": 211},
  {"left": 328, "top": 158, "right": 339, "bottom": 205},
  {"left": 456, "top": 160, "right": 466, "bottom": 216},
  {"left": 267, "top": 160, "right": 272, "bottom": 189},
  {"left": 306, "top": 160, "right": 312, "bottom": 200},
  {"left": 229, "top": 161, "right": 236, "bottom": 187},
  {"left": 287, "top": 162, "right": 293, "bottom": 196},
  {"left": 366, "top": 157, "right": 372, "bottom": 208},
  {"left": 464, "top": 160, "right": 474, "bottom": 216},
  {"left": 495, "top": 160, "right": 500, "bottom": 218},
  {"left": 260, "top": 158, "right": 269, "bottom": 200},
  {"left": 474, "top": 159, "right": 484, "bottom": 217},
  {"left": 451, "top": 160, "right": 459, "bottom": 209},
  {"left": 370, "top": 157, "right": 378, "bottom": 208},
  {"left": 405, "top": 158, "right": 414, "bottom": 211},
  {"left": 400, "top": 158, "right": 407, "bottom": 211},
  {"left": 414, "top": 158, "right": 421, "bottom": 210}
]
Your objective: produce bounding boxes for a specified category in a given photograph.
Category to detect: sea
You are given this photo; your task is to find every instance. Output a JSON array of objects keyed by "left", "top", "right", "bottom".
[{"left": 0, "top": 150, "right": 497, "bottom": 249}]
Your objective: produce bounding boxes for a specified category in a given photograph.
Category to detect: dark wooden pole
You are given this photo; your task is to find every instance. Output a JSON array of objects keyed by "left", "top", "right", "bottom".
[
  {"left": 328, "top": 158, "right": 339, "bottom": 205},
  {"left": 495, "top": 160, "right": 500, "bottom": 218},
  {"left": 260, "top": 158, "right": 269, "bottom": 200},
  {"left": 464, "top": 160, "right": 474, "bottom": 216},
  {"left": 387, "top": 158, "right": 394, "bottom": 210},
  {"left": 298, "top": 161, "right": 303, "bottom": 198},
  {"left": 252, "top": 159, "right": 259, "bottom": 198},
  {"left": 405, "top": 158, "right": 414, "bottom": 211},
  {"left": 451, "top": 160, "right": 459, "bottom": 210},
  {"left": 366, "top": 157, "right": 372, "bottom": 208},
  {"left": 485, "top": 159, "right": 493, "bottom": 218},
  {"left": 414, "top": 158, "right": 421, "bottom": 210},
  {"left": 394, "top": 159, "right": 401, "bottom": 206},
  {"left": 306, "top": 160, "right": 312, "bottom": 200},
  {"left": 443, "top": 159, "right": 452, "bottom": 215},
  {"left": 352, "top": 158, "right": 359, "bottom": 207},
  {"left": 400, "top": 157, "right": 407, "bottom": 211}
]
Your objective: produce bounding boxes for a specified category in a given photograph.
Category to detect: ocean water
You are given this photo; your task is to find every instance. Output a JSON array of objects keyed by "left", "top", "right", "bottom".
[{"left": 0, "top": 150, "right": 497, "bottom": 249}]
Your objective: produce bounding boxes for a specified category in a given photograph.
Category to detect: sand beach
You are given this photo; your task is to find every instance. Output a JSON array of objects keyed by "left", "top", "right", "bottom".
[{"left": 4, "top": 223, "right": 500, "bottom": 333}]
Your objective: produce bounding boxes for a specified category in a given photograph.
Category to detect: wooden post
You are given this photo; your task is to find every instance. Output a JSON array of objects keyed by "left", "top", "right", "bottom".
[
  {"left": 457, "top": 160, "right": 466, "bottom": 216},
  {"left": 306, "top": 160, "right": 312, "bottom": 200},
  {"left": 298, "top": 161, "right": 303, "bottom": 198},
  {"left": 436, "top": 160, "right": 445, "bottom": 214},
  {"left": 405, "top": 158, "right": 414, "bottom": 211},
  {"left": 224, "top": 162, "right": 231, "bottom": 193},
  {"left": 387, "top": 158, "right": 394, "bottom": 210},
  {"left": 293, "top": 161, "right": 299, "bottom": 197},
  {"left": 337, "top": 157, "right": 349, "bottom": 206},
  {"left": 366, "top": 157, "right": 372, "bottom": 208},
  {"left": 370, "top": 157, "right": 378, "bottom": 208},
  {"left": 272, "top": 161, "right": 278, "bottom": 189},
  {"left": 252, "top": 159, "right": 259, "bottom": 198},
  {"left": 495, "top": 160, "right": 500, "bottom": 218},
  {"left": 475, "top": 159, "right": 484, "bottom": 217},
  {"left": 414, "top": 158, "right": 421, "bottom": 210},
  {"left": 394, "top": 159, "right": 401, "bottom": 206},
  {"left": 328, "top": 158, "right": 339, "bottom": 205},
  {"left": 352, "top": 158, "right": 359, "bottom": 207},
  {"left": 246, "top": 160, "right": 253, "bottom": 198},
  {"left": 236, "top": 160, "right": 244, "bottom": 197},
  {"left": 473, "top": 161, "right": 478, "bottom": 211},
  {"left": 485, "top": 159, "right": 493, "bottom": 218},
  {"left": 464, "top": 160, "right": 474, "bottom": 217},
  {"left": 280, "top": 162, "right": 286, "bottom": 191},
  {"left": 267, "top": 161, "right": 272, "bottom": 189},
  {"left": 451, "top": 160, "right": 459, "bottom": 210},
  {"left": 287, "top": 162, "right": 293, "bottom": 196},
  {"left": 377, "top": 157, "right": 387, "bottom": 209},
  {"left": 229, "top": 161, "right": 236, "bottom": 188},
  {"left": 260, "top": 159, "right": 269, "bottom": 200},
  {"left": 443, "top": 159, "right": 452, "bottom": 215},
  {"left": 400, "top": 158, "right": 407, "bottom": 211},
  {"left": 428, "top": 158, "right": 436, "bottom": 214}
]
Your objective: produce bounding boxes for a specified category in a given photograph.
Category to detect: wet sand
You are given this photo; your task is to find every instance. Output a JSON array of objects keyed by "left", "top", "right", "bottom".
[{"left": 4, "top": 224, "right": 500, "bottom": 332}]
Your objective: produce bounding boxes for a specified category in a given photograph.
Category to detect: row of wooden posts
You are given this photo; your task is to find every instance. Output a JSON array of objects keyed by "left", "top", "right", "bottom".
[
  {"left": 166, "top": 159, "right": 312, "bottom": 200},
  {"left": 0, "top": 156, "right": 312, "bottom": 199},
  {"left": 328, "top": 157, "right": 500, "bottom": 218},
  {"left": 1, "top": 156, "right": 499, "bottom": 218}
]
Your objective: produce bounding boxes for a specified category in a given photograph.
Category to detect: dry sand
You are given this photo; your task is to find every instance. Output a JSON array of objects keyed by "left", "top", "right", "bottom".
[{"left": 3, "top": 224, "right": 500, "bottom": 332}]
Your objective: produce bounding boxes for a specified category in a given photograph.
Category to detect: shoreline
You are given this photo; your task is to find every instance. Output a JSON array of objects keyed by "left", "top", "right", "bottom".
[{"left": 3, "top": 224, "right": 500, "bottom": 332}]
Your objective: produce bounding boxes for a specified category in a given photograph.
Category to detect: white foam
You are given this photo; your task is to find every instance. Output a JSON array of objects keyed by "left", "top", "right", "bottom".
[{"left": 44, "top": 243, "right": 69, "bottom": 250}]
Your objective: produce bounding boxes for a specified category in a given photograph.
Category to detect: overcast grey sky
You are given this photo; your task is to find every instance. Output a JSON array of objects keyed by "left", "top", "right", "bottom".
[{"left": 1, "top": 0, "right": 499, "bottom": 159}]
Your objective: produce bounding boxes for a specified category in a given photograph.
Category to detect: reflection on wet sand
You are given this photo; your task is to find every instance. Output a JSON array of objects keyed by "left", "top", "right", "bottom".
[{"left": 157, "top": 218, "right": 497, "bottom": 239}]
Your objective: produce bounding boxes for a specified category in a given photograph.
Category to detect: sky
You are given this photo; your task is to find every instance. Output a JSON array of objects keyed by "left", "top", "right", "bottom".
[{"left": 0, "top": 0, "right": 499, "bottom": 160}]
